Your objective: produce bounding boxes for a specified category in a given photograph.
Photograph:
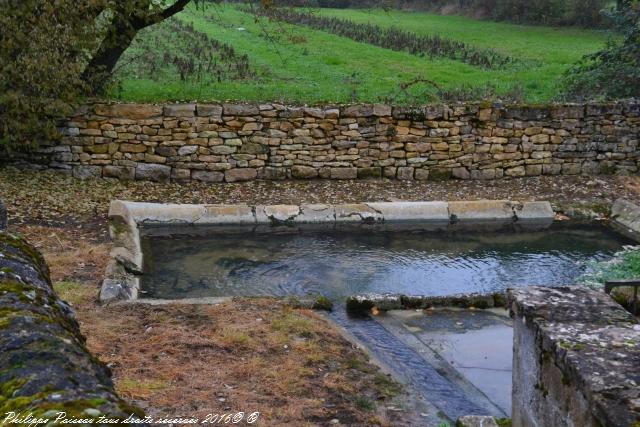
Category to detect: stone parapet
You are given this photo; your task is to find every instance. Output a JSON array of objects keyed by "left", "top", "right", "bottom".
[{"left": 509, "top": 286, "right": 640, "bottom": 427}]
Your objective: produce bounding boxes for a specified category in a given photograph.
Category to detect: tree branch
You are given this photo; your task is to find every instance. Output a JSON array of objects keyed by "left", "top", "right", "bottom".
[{"left": 134, "top": 0, "right": 192, "bottom": 29}]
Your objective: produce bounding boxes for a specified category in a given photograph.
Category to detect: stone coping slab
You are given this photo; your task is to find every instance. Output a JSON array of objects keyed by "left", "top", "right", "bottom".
[
  {"left": 612, "top": 198, "right": 640, "bottom": 239},
  {"left": 508, "top": 286, "right": 640, "bottom": 427},
  {"left": 101, "top": 200, "right": 554, "bottom": 302},
  {"left": 346, "top": 292, "right": 507, "bottom": 314}
]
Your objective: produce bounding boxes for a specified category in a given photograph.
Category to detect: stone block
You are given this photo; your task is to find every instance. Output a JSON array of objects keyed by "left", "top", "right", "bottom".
[
  {"left": 171, "top": 168, "right": 191, "bottom": 183},
  {"left": 448, "top": 200, "right": 514, "bottom": 221},
  {"left": 164, "top": 103, "right": 196, "bottom": 117},
  {"left": 515, "top": 201, "right": 554, "bottom": 220},
  {"left": 429, "top": 168, "right": 452, "bottom": 181},
  {"left": 73, "top": 165, "right": 102, "bottom": 180},
  {"left": 357, "top": 167, "right": 382, "bottom": 179},
  {"left": 210, "top": 146, "right": 236, "bottom": 155},
  {"left": 94, "top": 103, "right": 162, "bottom": 119},
  {"left": 260, "top": 167, "right": 287, "bottom": 180},
  {"left": 178, "top": 145, "right": 199, "bottom": 156},
  {"left": 103, "top": 166, "right": 135, "bottom": 181},
  {"left": 192, "top": 170, "right": 224, "bottom": 183},
  {"left": 561, "top": 163, "right": 582, "bottom": 175},
  {"left": 509, "top": 286, "right": 640, "bottom": 427},
  {"left": 367, "top": 202, "right": 449, "bottom": 222},
  {"left": 238, "top": 143, "right": 268, "bottom": 155},
  {"left": 197, "top": 104, "right": 223, "bottom": 117},
  {"left": 611, "top": 198, "right": 640, "bottom": 235},
  {"left": 543, "top": 164, "right": 562, "bottom": 175},
  {"left": 225, "top": 168, "right": 257, "bottom": 182},
  {"left": 414, "top": 168, "right": 430, "bottom": 181},
  {"left": 452, "top": 167, "right": 470, "bottom": 180},
  {"left": 135, "top": 164, "right": 171, "bottom": 183},
  {"left": 291, "top": 165, "right": 318, "bottom": 179},
  {"left": 223, "top": 103, "right": 259, "bottom": 116},
  {"left": 397, "top": 167, "right": 414, "bottom": 180},
  {"left": 155, "top": 146, "right": 177, "bottom": 157},
  {"left": 120, "top": 143, "right": 147, "bottom": 153},
  {"left": 342, "top": 104, "right": 374, "bottom": 117},
  {"left": 525, "top": 164, "right": 543, "bottom": 176},
  {"left": 505, "top": 166, "right": 526, "bottom": 177},
  {"left": 330, "top": 168, "right": 357, "bottom": 180}
]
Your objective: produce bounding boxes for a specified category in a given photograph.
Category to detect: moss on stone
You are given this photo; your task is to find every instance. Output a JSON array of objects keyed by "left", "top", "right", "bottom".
[{"left": 312, "top": 295, "right": 333, "bottom": 311}]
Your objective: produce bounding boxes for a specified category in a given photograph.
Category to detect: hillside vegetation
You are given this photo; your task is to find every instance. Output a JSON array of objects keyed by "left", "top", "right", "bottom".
[{"left": 109, "top": 4, "right": 609, "bottom": 104}]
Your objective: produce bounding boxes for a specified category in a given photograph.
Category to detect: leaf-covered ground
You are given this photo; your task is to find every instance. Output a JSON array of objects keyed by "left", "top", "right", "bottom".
[{"left": 2, "top": 168, "right": 638, "bottom": 230}]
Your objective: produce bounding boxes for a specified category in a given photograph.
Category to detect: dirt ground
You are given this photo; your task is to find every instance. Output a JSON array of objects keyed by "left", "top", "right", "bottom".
[{"left": 3, "top": 169, "right": 640, "bottom": 426}]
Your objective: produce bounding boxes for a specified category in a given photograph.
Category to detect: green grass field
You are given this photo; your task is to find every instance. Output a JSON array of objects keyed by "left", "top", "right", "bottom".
[{"left": 109, "top": 4, "right": 610, "bottom": 104}]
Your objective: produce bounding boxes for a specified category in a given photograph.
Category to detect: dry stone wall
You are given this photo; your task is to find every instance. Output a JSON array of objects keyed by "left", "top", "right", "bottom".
[{"left": 14, "top": 101, "right": 640, "bottom": 183}]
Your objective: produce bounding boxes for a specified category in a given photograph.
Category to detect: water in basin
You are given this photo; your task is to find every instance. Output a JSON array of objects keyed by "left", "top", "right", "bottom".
[{"left": 139, "top": 221, "right": 634, "bottom": 300}]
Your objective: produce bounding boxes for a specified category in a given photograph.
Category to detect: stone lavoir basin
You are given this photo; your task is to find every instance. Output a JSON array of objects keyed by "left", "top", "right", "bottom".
[
  {"left": 102, "top": 199, "right": 634, "bottom": 303},
  {"left": 102, "top": 200, "right": 638, "bottom": 425}
]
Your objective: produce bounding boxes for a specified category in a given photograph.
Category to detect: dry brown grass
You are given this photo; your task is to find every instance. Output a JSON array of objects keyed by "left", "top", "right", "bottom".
[{"left": 16, "top": 225, "right": 414, "bottom": 426}]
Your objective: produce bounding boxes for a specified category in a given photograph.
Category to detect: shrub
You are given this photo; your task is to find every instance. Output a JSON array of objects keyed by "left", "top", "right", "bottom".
[{"left": 563, "top": 2, "right": 640, "bottom": 99}]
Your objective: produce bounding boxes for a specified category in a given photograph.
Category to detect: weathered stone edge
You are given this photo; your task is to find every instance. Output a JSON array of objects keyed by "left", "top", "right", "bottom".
[
  {"left": 611, "top": 198, "right": 640, "bottom": 237},
  {"left": 0, "top": 232, "right": 143, "bottom": 419},
  {"left": 100, "top": 200, "right": 554, "bottom": 303},
  {"left": 508, "top": 286, "right": 640, "bottom": 427},
  {"left": 119, "top": 200, "right": 554, "bottom": 225},
  {"left": 345, "top": 292, "right": 507, "bottom": 314}
]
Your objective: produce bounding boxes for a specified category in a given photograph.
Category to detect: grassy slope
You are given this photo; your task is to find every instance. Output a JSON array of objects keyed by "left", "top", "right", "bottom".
[
  {"left": 111, "top": 4, "right": 608, "bottom": 103},
  {"left": 315, "top": 8, "right": 609, "bottom": 100}
]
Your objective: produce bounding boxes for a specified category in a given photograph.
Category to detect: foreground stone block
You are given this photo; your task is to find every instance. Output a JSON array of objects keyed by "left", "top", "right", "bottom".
[
  {"left": 367, "top": 201, "right": 449, "bottom": 222},
  {"left": 509, "top": 286, "right": 640, "bottom": 427},
  {"left": 197, "top": 103, "right": 223, "bottom": 117},
  {"left": 514, "top": 201, "right": 554, "bottom": 220},
  {"left": 0, "top": 232, "right": 141, "bottom": 419}
]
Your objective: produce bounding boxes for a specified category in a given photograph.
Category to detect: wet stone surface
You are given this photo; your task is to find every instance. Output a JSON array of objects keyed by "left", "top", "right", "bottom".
[{"left": 377, "top": 309, "right": 513, "bottom": 417}]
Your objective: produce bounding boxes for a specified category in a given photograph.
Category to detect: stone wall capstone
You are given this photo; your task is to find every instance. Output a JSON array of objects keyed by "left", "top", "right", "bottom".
[
  {"left": 0, "top": 232, "right": 142, "bottom": 420},
  {"left": 509, "top": 286, "right": 640, "bottom": 427},
  {"left": 10, "top": 101, "right": 640, "bottom": 183}
]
